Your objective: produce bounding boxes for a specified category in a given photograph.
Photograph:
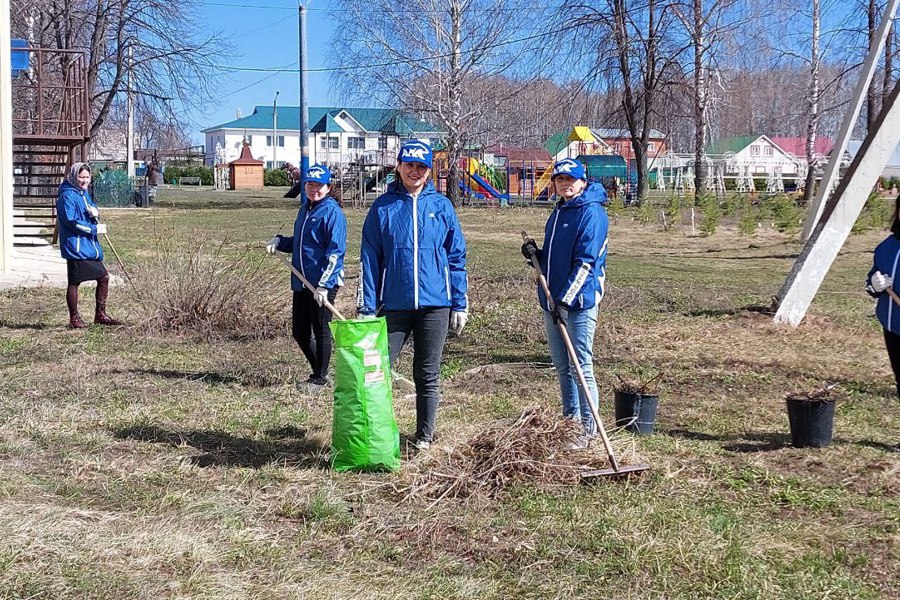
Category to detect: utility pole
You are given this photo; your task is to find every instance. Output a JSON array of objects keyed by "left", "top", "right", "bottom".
[
  {"left": 298, "top": 2, "right": 309, "bottom": 204},
  {"left": 126, "top": 45, "right": 135, "bottom": 180},
  {"left": 273, "top": 90, "right": 280, "bottom": 169}
]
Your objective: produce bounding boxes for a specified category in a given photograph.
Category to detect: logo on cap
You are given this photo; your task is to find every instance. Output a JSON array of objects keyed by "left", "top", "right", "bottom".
[
  {"left": 555, "top": 160, "right": 576, "bottom": 173},
  {"left": 401, "top": 147, "right": 428, "bottom": 160},
  {"left": 308, "top": 167, "right": 326, "bottom": 178}
]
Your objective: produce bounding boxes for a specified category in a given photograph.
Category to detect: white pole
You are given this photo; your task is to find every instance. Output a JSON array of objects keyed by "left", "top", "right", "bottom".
[
  {"left": 0, "top": 0, "right": 14, "bottom": 273},
  {"left": 801, "top": 0, "right": 900, "bottom": 241},
  {"left": 126, "top": 45, "right": 134, "bottom": 179},
  {"left": 273, "top": 90, "right": 279, "bottom": 169},
  {"left": 776, "top": 78, "right": 900, "bottom": 325}
]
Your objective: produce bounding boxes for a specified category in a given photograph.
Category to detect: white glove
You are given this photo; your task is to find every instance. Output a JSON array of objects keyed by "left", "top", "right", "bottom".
[
  {"left": 872, "top": 271, "right": 893, "bottom": 292},
  {"left": 450, "top": 311, "right": 468, "bottom": 335},
  {"left": 86, "top": 205, "right": 99, "bottom": 219},
  {"left": 96, "top": 223, "right": 107, "bottom": 235},
  {"left": 313, "top": 287, "right": 329, "bottom": 307},
  {"left": 265, "top": 236, "right": 280, "bottom": 255}
]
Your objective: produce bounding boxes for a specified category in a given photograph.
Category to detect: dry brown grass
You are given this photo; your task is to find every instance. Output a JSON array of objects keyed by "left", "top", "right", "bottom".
[
  {"left": 399, "top": 406, "right": 640, "bottom": 505},
  {"left": 125, "top": 235, "right": 289, "bottom": 339}
]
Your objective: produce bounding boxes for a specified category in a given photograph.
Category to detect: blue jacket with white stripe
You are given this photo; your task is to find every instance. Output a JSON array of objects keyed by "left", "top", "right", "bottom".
[
  {"left": 276, "top": 196, "right": 347, "bottom": 291},
  {"left": 536, "top": 182, "right": 609, "bottom": 311},
  {"left": 867, "top": 233, "right": 900, "bottom": 332},
  {"left": 359, "top": 180, "right": 468, "bottom": 313},
  {"left": 56, "top": 180, "right": 104, "bottom": 261}
]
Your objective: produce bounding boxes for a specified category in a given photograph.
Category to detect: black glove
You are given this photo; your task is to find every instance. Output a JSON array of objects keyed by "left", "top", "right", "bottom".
[
  {"left": 550, "top": 303, "right": 568, "bottom": 324},
  {"left": 521, "top": 240, "right": 539, "bottom": 260}
]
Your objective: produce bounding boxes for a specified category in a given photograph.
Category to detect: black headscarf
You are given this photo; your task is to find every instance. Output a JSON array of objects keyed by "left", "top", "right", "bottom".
[{"left": 66, "top": 162, "right": 91, "bottom": 187}]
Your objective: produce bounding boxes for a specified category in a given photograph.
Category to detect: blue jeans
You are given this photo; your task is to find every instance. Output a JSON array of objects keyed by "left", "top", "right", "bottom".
[{"left": 543, "top": 305, "right": 599, "bottom": 435}]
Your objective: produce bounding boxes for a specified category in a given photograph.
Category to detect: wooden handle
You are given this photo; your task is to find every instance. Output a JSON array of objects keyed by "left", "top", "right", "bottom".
[
  {"left": 275, "top": 252, "right": 346, "bottom": 321},
  {"left": 887, "top": 287, "right": 900, "bottom": 309}
]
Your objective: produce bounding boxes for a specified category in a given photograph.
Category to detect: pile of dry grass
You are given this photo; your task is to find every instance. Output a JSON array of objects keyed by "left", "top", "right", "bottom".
[
  {"left": 127, "top": 236, "right": 288, "bottom": 339},
  {"left": 402, "top": 407, "right": 612, "bottom": 504}
]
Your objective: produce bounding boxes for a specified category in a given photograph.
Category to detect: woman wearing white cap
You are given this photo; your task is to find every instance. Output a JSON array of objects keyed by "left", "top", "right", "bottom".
[
  {"left": 358, "top": 140, "right": 469, "bottom": 449},
  {"left": 266, "top": 164, "right": 347, "bottom": 393},
  {"left": 521, "top": 158, "right": 609, "bottom": 448}
]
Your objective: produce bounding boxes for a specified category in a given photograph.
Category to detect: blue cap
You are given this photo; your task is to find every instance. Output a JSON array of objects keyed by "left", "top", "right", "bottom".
[
  {"left": 551, "top": 158, "right": 586, "bottom": 181},
  {"left": 304, "top": 164, "right": 331, "bottom": 185},
  {"left": 397, "top": 140, "right": 433, "bottom": 169}
]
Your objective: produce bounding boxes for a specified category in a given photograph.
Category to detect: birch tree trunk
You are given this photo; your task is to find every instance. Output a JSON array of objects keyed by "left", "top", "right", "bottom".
[{"left": 802, "top": 0, "right": 820, "bottom": 205}]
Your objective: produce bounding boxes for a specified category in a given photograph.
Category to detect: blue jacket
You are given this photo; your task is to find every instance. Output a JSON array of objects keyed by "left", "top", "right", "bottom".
[
  {"left": 359, "top": 181, "right": 467, "bottom": 313},
  {"left": 535, "top": 182, "right": 609, "bottom": 311},
  {"left": 56, "top": 180, "right": 103, "bottom": 261},
  {"left": 276, "top": 196, "right": 347, "bottom": 291},
  {"left": 867, "top": 234, "right": 900, "bottom": 332}
]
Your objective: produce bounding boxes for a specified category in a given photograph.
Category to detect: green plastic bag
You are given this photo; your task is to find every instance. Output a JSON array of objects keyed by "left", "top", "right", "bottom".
[{"left": 329, "top": 317, "right": 400, "bottom": 472}]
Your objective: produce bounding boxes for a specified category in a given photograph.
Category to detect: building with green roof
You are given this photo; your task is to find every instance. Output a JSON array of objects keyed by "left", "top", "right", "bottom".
[{"left": 202, "top": 106, "right": 444, "bottom": 168}]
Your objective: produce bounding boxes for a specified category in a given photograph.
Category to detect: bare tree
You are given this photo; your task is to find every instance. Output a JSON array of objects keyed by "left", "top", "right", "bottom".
[
  {"left": 672, "top": 0, "right": 743, "bottom": 193},
  {"left": 563, "top": 0, "right": 685, "bottom": 202},
  {"left": 11, "top": 0, "right": 224, "bottom": 147},
  {"left": 330, "top": 0, "right": 543, "bottom": 204}
]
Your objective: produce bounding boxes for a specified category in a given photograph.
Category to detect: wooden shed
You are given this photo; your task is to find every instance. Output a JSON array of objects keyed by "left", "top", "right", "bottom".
[{"left": 229, "top": 138, "right": 264, "bottom": 190}]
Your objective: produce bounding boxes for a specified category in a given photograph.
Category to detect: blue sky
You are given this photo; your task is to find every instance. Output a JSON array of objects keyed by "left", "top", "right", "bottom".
[{"left": 190, "top": 1, "right": 337, "bottom": 142}]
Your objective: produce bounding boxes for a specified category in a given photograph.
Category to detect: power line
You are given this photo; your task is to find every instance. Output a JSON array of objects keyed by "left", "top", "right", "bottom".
[
  {"left": 197, "top": 1, "right": 558, "bottom": 14},
  {"left": 202, "top": 23, "right": 572, "bottom": 74}
]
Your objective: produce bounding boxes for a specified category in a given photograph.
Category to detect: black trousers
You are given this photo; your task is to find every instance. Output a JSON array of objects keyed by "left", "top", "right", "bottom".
[
  {"left": 884, "top": 329, "right": 900, "bottom": 398},
  {"left": 292, "top": 288, "right": 338, "bottom": 383},
  {"left": 384, "top": 307, "right": 451, "bottom": 442}
]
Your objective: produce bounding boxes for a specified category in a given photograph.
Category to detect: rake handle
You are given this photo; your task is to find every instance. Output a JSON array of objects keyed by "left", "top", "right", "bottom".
[
  {"left": 521, "top": 231, "right": 621, "bottom": 472},
  {"left": 275, "top": 251, "right": 346, "bottom": 321},
  {"left": 887, "top": 287, "right": 900, "bottom": 309},
  {"left": 102, "top": 232, "right": 134, "bottom": 287}
]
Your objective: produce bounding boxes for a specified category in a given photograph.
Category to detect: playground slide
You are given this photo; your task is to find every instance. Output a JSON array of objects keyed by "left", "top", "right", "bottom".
[
  {"left": 458, "top": 180, "right": 485, "bottom": 199},
  {"left": 465, "top": 170, "right": 509, "bottom": 201}
]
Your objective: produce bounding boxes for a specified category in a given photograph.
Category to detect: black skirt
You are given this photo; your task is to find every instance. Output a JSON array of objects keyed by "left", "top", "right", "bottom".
[{"left": 67, "top": 259, "right": 108, "bottom": 284}]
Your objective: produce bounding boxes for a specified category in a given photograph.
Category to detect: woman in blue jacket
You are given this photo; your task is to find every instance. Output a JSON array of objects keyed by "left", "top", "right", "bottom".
[
  {"left": 56, "top": 162, "right": 122, "bottom": 328},
  {"left": 866, "top": 196, "right": 900, "bottom": 397},
  {"left": 266, "top": 164, "right": 347, "bottom": 393},
  {"left": 359, "top": 140, "right": 468, "bottom": 450},
  {"left": 521, "top": 158, "right": 609, "bottom": 448}
]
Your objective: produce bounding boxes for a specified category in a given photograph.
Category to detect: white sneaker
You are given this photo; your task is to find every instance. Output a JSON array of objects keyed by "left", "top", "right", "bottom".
[
  {"left": 566, "top": 435, "right": 591, "bottom": 451},
  {"left": 410, "top": 438, "right": 431, "bottom": 450}
]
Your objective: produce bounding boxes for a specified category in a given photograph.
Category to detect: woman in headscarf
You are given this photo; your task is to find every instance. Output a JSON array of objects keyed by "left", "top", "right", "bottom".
[{"left": 56, "top": 162, "right": 122, "bottom": 328}]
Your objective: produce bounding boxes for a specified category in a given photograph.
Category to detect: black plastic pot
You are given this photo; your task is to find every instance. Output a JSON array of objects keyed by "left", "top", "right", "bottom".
[
  {"left": 786, "top": 397, "right": 835, "bottom": 448},
  {"left": 614, "top": 391, "right": 659, "bottom": 435}
]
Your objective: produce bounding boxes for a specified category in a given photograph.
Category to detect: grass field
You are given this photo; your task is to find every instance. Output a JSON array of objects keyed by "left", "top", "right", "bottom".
[{"left": 0, "top": 186, "right": 898, "bottom": 599}]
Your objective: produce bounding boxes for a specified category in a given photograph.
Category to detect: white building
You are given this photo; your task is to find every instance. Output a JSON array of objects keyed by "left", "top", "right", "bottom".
[
  {"left": 706, "top": 135, "right": 803, "bottom": 178},
  {"left": 202, "top": 106, "right": 444, "bottom": 169}
]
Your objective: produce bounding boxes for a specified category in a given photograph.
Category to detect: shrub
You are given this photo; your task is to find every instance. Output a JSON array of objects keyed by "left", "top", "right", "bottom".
[
  {"left": 766, "top": 194, "right": 803, "bottom": 233},
  {"left": 636, "top": 198, "right": 656, "bottom": 225},
  {"left": 664, "top": 194, "right": 682, "bottom": 231},
  {"left": 738, "top": 200, "right": 759, "bottom": 236},
  {"left": 853, "top": 190, "right": 894, "bottom": 234},
  {"left": 165, "top": 166, "right": 213, "bottom": 185},
  {"left": 128, "top": 233, "right": 289, "bottom": 339},
  {"left": 698, "top": 193, "right": 720, "bottom": 235},
  {"left": 264, "top": 168, "right": 291, "bottom": 187},
  {"left": 606, "top": 194, "right": 625, "bottom": 220}
]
